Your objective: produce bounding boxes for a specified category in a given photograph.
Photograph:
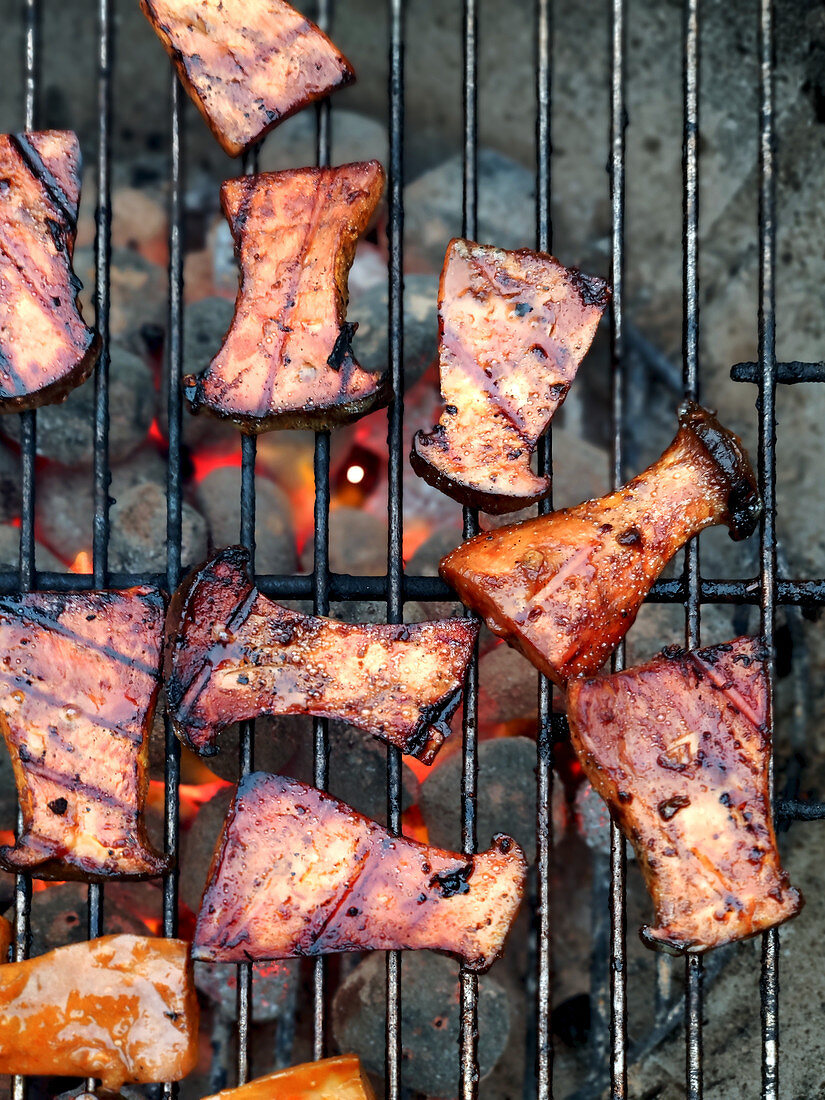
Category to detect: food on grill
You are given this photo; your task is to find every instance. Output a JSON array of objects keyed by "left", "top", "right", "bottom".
[
  {"left": 0, "top": 916, "right": 10, "bottom": 959},
  {"left": 184, "top": 162, "right": 389, "bottom": 432},
  {"left": 204, "top": 1054, "right": 375, "bottom": 1100},
  {"left": 0, "top": 934, "right": 198, "bottom": 1089},
  {"left": 165, "top": 547, "right": 478, "bottom": 764},
  {"left": 194, "top": 772, "right": 526, "bottom": 970},
  {"left": 139, "top": 0, "right": 354, "bottom": 157},
  {"left": 0, "top": 587, "right": 169, "bottom": 881},
  {"left": 0, "top": 130, "right": 98, "bottom": 411},
  {"left": 440, "top": 401, "right": 760, "bottom": 685},
  {"left": 567, "top": 637, "right": 803, "bottom": 953},
  {"left": 411, "top": 239, "right": 609, "bottom": 513}
]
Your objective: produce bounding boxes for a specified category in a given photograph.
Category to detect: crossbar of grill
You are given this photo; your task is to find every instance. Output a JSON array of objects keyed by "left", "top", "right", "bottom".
[{"left": 8, "top": 1, "right": 818, "bottom": 1098}]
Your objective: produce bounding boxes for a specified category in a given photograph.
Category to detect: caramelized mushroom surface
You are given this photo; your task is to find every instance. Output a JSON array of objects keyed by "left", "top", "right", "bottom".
[
  {"left": 203, "top": 1055, "right": 376, "bottom": 1100},
  {"left": 567, "top": 637, "right": 803, "bottom": 953},
  {"left": 440, "top": 402, "right": 760, "bottom": 685},
  {"left": 140, "top": 0, "right": 354, "bottom": 157},
  {"left": 195, "top": 773, "right": 526, "bottom": 971},
  {"left": 0, "top": 130, "right": 98, "bottom": 410},
  {"left": 412, "top": 238, "right": 609, "bottom": 512},
  {"left": 184, "top": 163, "right": 389, "bottom": 432},
  {"left": 0, "top": 935, "right": 198, "bottom": 1089},
  {"left": 165, "top": 548, "right": 478, "bottom": 764},
  {"left": 0, "top": 587, "right": 168, "bottom": 881}
]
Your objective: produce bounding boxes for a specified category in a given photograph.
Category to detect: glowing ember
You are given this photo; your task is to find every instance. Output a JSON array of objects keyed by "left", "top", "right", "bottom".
[
  {"left": 346, "top": 463, "right": 365, "bottom": 485},
  {"left": 70, "top": 550, "right": 93, "bottom": 574}
]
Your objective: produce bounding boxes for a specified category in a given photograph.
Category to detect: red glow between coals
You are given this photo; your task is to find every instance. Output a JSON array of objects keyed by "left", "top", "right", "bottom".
[
  {"left": 147, "top": 418, "right": 166, "bottom": 446},
  {"left": 147, "top": 779, "right": 232, "bottom": 827},
  {"left": 190, "top": 446, "right": 242, "bottom": 484}
]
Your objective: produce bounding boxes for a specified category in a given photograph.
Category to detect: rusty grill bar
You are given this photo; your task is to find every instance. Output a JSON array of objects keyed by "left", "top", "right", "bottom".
[{"left": 6, "top": 1, "right": 824, "bottom": 1098}]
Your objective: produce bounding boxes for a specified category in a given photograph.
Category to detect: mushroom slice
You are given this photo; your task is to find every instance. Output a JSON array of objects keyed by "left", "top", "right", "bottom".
[
  {"left": 0, "top": 587, "right": 169, "bottom": 881},
  {"left": 411, "top": 238, "right": 609, "bottom": 513},
  {"left": 165, "top": 547, "right": 478, "bottom": 765},
  {"left": 203, "top": 1055, "right": 375, "bottom": 1100},
  {"left": 184, "top": 162, "right": 389, "bottom": 432},
  {"left": 194, "top": 773, "right": 526, "bottom": 971},
  {"left": 567, "top": 636, "right": 803, "bottom": 953},
  {"left": 139, "top": 0, "right": 354, "bottom": 157},
  {"left": 440, "top": 401, "right": 761, "bottom": 685},
  {"left": 0, "top": 130, "right": 98, "bottom": 411},
  {"left": 0, "top": 935, "right": 198, "bottom": 1089}
]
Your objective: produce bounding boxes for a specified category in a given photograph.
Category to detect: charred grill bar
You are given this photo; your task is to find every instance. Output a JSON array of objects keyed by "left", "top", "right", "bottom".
[{"left": 5, "top": 1, "right": 824, "bottom": 1099}]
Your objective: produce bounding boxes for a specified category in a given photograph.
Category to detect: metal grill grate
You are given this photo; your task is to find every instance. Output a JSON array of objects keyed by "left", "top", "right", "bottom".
[{"left": 6, "top": 1, "right": 825, "bottom": 1099}]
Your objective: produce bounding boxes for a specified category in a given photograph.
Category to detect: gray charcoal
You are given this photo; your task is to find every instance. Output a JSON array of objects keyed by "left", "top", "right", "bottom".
[
  {"left": 0, "top": 741, "right": 17, "bottom": 832},
  {"left": 109, "top": 481, "right": 207, "bottom": 573},
  {"left": 35, "top": 447, "right": 167, "bottom": 564},
  {"left": 197, "top": 714, "right": 309, "bottom": 784},
  {"left": 3, "top": 882, "right": 155, "bottom": 956},
  {"left": 75, "top": 246, "right": 166, "bottom": 353},
  {"left": 0, "top": 444, "right": 21, "bottom": 522},
  {"left": 196, "top": 467, "right": 297, "bottom": 574},
  {"left": 0, "top": 524, "right": 65, "bottom": 573},
  {"left": 404, "top": 149, "right": 536, "bottom": 271},
  {"left": 258, "top": 109, "right": 389, "bottom": 175},
  {"left": 348, "top": 274, "right": 438, "bottom": 387},
  {"left": 420, "top": 736, "right": 538, "bottom": 862},
  {"left": 195, "top": 958, "right": 299, "bottom": 1023},
  {"left": 0, "top": 344, "right": 154, "bottom": 468},
  {"left": 478, "top": 644, "right": 539, "bottom": 729},
  {"left": 332, "top": 951, "right": 510, "bottom": 1097},
  {"left": 178, "top": 786, "right": 235, "bottom": 913},
  {"left": 303, "top": 507, "right": 389, "bottom": 576},
  {"left": 407, "top": 526, "right": 463, "bottom": 577}
]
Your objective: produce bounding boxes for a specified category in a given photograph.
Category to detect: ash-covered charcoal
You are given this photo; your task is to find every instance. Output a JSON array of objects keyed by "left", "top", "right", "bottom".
[
  {"left": 165, "top": 548, "right": 478, "bottom": 763},
  {"left": 411, "top": 239, "right": 609, "bottom": 513},
  {"left": 302, "top": 507, "right": 390, "bottom": 576},
  {"left": 36, "top": 447, "right": 167, "bottom": 565},
  {"left": 197, "top": 468, "right": 297, "bottom": 575},
  {"left": 0, "top": 344, "right": 153, "bottom": 467},
  {"left": 109, "top": 482, "right": 208, "bottom": 573},
  {"left": 332, "top": 951, "right": 511, "bottom": 1096},
  {"left": 0, "top": 444, "right": 21, "bottom": 523},
  {"left": 178, "top": 784, "right": 235, "bottom": 914},
  {"left": 0, "top": 525, "right": 65, "bottom": 573},
  {"left": 194, "top": 714, "right": 307, "bottom": 785},
  {"left": 76, "top": 246, "right": 166, "bottom": 354},
  {"left": 184, "top": 163, "right": 389, "bottom": 432},
  {"left": 3, "top": 881, "right": 158, "bottom": 957},
  {"left": 195, "top": 958, "right": 299, "bottom": 1024},
  {"left": 478, "top": 643, "right": 540, "bottom": 728},
  {"left": 441, "top": 402, "right": 761, "bottom": 686},
  {"left": 0, "top": 131, "right": 99, "bottom": 411},
  {"left": 348, "top": 273, "right": 439, "bottom": 387},
  {"left": 193, "top": 773, "right": 526, "bottom": 970},
  {"left": 420, "top": 736, "right": 539, "bottom": 862},
  {"left": 140, "top": 0, "right": 355, "bottom": 158}
]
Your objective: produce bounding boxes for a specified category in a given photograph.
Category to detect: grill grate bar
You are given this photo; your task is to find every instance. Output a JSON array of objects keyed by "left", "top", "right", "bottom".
[
  {"left": 384, "top": 0, "right": 406, "bottom": 1095},
  {"left": 608, "top": 0, "right": 629, "bottom": 1094},
  {"left": 459, "top": 2, "right": 481, "bottom": 1096},
  {"left": 757, "top": 0, "right": 780, "bottom": 1096},
  {"left": 311, "top": 0, "right": 333, "bottom": 1065},
  {"left": 732, "top": 360, "right": 825, "bottom": 383},
  {"left": 534, "top": 0, "right": 554, "bottom": 1094},
  {"left": 681, "top": 0, "right": 704, "bottom": 1093}
]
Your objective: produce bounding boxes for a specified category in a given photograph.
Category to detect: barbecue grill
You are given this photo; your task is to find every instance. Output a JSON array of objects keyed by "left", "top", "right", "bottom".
[{"left": 2, "top": 1, "right": 823, "bottom": 1098}]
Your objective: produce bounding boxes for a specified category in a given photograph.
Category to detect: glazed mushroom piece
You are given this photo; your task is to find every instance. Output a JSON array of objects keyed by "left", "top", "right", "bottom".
[
  {"left": 412, "top": 238, "right": 609, "bottom": 513},
  {"left": 440, "top": 401, "right": 761, "bottom": 686},
  {"left": 139, "top": 0, "right": 354, "bottom": 157},
  {"left": 0, "top": 935, "right": 199, "bottom": 1089},
  {"left": 184, "top": 162, "right": 389, "bottom": 432},
  {"left": 0, "top": 131, "right": 98, "bottom": 411},
  {"left": 0, "top": 587, "right": 169, "bottom": 881},
  {"left": 203, "top": 1055, "right": 376, "bottom": 1100},
  {"left": 567, "top": 637, "right": 803, "bottom": 953},
  {"left": 194, "top": 772, "right": 527, "bottom": 971},
  {"left": 165, "top": 547, "right": 478, "bottom": 765}
]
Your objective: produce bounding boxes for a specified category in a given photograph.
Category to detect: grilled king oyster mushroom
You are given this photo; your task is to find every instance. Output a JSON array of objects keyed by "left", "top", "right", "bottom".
[
  {"left": 194, "top": 772, "right": 526, "bottom": 971},
  {"left": 165, "top": 547, "right": 478, "bottom": 765},
  {"left": 0, "top": 935, "right": 198, "bottom": 1089},
  {"left": 184, "top": 162, "right": 389, "bottom": 432},
  {"left": 567, "top": 637, "right": 803, "bottom": 953},
  {"left": 411, "top": 238, "right": 609, "bottom": 513},
  {"left": 440, "top": 401, "right": 761, "bottom": 686},
  {"left": 0, "top": 130, "right": 98, "bottom": 411},
  {"left": 203, "top": 1055, "right": 376, "bottom": 1100},
  {"left": 139, "top": 0, "right": 354, "bottom": 157},
  {"left": 0, "top": 587, "right": 169, "bottom": 881}
]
